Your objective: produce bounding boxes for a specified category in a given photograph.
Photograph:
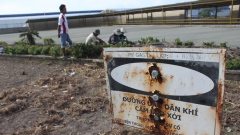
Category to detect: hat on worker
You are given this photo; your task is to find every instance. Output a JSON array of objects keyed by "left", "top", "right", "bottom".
[
  {"left": 94, "top": 29, "right": 100, "bottom": 35},
  {"left": 113, "top": 29, "right": 121, "bottom": 35},
  {"left": 120, "top": 28, "right": 127, "bottom": 33}
]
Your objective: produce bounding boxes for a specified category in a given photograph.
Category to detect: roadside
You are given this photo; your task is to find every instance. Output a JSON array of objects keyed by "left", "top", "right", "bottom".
[
  {"left": 0, "top": 60, "right": 152, "bottom": 135},
  {"left": 0, "top": 59, "right": 239, "bottom": 134}
]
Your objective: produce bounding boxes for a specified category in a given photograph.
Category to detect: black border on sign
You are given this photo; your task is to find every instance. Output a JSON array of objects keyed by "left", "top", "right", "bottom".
[{"left": 106, "top": 57, "right": 219, "bottom": 107}]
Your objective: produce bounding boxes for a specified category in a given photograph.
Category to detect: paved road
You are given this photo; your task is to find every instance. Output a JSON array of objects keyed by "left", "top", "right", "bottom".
[{"left": 0, "top": 25, "right": 239, "bottom": 47}]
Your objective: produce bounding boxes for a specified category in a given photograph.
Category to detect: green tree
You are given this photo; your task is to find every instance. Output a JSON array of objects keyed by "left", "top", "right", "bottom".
[
  {"left": 198, "top": 0, "right": 225, "bottom": 18},
  {"left": 19, "top": 29, "right": 41, "bottom": 45},
  {"left": 199, "top": 8, "right": 212, "bottom": 18}
]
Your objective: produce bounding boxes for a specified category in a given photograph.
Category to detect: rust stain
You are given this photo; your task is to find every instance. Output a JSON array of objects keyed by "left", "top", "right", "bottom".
[
  {"left": 216, "top": 82, "right": 224, "bottom": 133},
  {"left": 223, "top": 50, "right": 226, "bottom": 64},
  {"left": 186, "top": 103, "right": 193, "bottom": 109},
  {"left": 118, "top": 92, "right": 176, "bottom": 134},
  {"left": 109, "top": 103, "right": 113, "bottom": 115},
  {"left": 104, "top": 55, "right": 108, "bottom": 61},
  {"left": 145, "top": 90, "right": 176, "bottom": 134},
  {"left": 156, "top": 47, "right": 163, "bottom": 51},
  {"left": 104, "top": 53, "right": 113, "bottom": 61},
  {"left": 148, "top": 63, "right": 163, "bottom": 83},
  {"left": 119, "top": 102, "right": 125, "bottom": 113},
  {"left": 112, "top": 95, "right": 116, "bottom": 101},
  {"left": 111, "top": 60, "right": 177, "bottom": 134},
  {"left": 220, "top": 49, "right": 223, "bottom": 54},
  {"left": 147, "top": 52, "right": 155, "bottom": 59},
  {"left": 131, "top": 66, "right": 140, "bottom": 78},
  {"left": 191, "top": 82, "right": 194, "bottom": 86},
  {"left": 210, "top": 106, "right": 215, "bottom": 110},
  {"left": 197, "top": 93, "right": 202, "bottom": 95},
  {"left": 124, "top": 71, "right": 129, "bottom": 79}
]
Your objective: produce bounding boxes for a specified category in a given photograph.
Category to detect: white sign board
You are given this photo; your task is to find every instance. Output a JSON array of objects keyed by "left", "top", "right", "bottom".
[{"left": 103, "top": 48, "right": 225, "bottom": 135}]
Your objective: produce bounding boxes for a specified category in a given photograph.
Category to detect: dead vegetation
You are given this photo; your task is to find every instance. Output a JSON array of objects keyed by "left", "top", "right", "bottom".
[
  {"left": 0, "top": 59, "right": 239, "bottom": 135},
  {"left": 222, "top": 80, "right": 240, "bottom": 134}
]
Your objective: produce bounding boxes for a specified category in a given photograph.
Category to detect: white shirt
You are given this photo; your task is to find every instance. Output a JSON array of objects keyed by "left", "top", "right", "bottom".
[
  {"left": 58, "top": 13, "right": 69, "bottom": 34},
  {"left": 85, "top": 33, "right": 98, "bottom": 44}
]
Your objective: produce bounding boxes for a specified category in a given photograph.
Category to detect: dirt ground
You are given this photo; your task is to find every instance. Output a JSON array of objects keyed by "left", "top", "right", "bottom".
[{"left": 0, "top": 59, "right": 239, "bottom": 135}]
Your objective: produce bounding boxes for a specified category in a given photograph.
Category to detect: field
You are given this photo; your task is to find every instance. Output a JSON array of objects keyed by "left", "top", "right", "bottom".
[{"left": 0, "top": 58, "right": 239, "bottom": 135}]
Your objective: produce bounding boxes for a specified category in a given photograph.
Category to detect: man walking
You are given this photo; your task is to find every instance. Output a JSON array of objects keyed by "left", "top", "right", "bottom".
[{"left": 58, "top": 4, "right": 72, "bottom": 58}]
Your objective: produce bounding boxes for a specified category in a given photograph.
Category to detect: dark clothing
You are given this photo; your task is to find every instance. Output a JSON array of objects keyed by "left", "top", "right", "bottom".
[
  {"left": 108, "top": 33, "right": 120, "bottom": 44},
  {"left": 108, "top": 33, "right": 128, "bottom": 45},
  {"left": 118, "top": 34, "right": 126, "bottom": 41}
]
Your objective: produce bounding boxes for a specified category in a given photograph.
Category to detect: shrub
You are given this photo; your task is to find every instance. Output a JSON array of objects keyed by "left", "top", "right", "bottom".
[
  {"left": 5, "top": 46, "right": 16, "bottom": 55},
  {"left": 72, "top": 44, "right": 83, "bottom": 58},
  {"left": 3, "top": 46, "right": 9, "bottom": 54},
  {"left": 4, "top": 45, "right": 45, "bottom": 55},
  {"left": 226, "top": 56, "right": 240, "bottom": 70},
  {"left": 174, "top": 38, "right": 182, "bottom": 46},
  {"left": 140, "top": 38, "right": 147, "bottom": 44},
  {"left": 15, "top": 45, "right": 28, "bottom": 54},
  {"left": 140, "top": 37, "right": 160, "bottom": 44},
  {"left": 2, "top": 42, "right": 130, "bottom": 58},
  {"left": 220, "top": 42, "right": 228, "bottom": 47},
  {"left": 41, "top": 46, "right": 51, "bottom": 55},
  {"left": 184, "top": 41, "right": 194, "bottom": 46},
  {"left": 49, "top": 46, "right": 62, "bottom": 57},
  {"left": 72, "top": 43, "right": 113, "bottom": 58},
  {"left": 43, "top": 38, "right": 55, "bottom": 45},
  {"left": 28, "top": 46, "right": 41, "bottom": 55},
  {"left": 162, "top": 38, "right": 166, "bottom": 42},
  {"left": 0, "top": 41, "right": 7, "bottom": 45},
  {"left": 65, "top": 47, "right": 72, "bottom": 56},
  {"left": 202, "top": 41, "right": 216, "bottom": 47},
  {"left": 81, "top": 44, "right": 96, "bottom": 58}
]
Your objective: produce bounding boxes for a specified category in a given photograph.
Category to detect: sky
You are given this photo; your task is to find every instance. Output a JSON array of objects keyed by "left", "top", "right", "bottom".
[{"left": 0, "top": 0, "right": 196, "bottom": 15}]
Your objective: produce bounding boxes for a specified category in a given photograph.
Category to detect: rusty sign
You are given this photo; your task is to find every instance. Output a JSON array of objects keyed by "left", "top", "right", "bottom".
[{"left": 103, "top": 47, "right": 226, "bottom": 135}]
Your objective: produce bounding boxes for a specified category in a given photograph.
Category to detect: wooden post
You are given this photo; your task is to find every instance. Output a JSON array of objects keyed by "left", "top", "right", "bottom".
[
  {"left": 151, "top": 12, "right": 153, "bottom": 24},
  {"left": 162, "top": 6, "right": 164, "bottom": 25},
  {"left": 230, "top": 0, "right": 234, "bottom": 25},
  {"left": 94, "top": 15, "right": 96, "bottom": 26},
  {"left": 125, "top": 11, "right": 127, "bottom": 24},
  {"left": 120, "top": 15, "right": 122, "bottom": 25},
  {"left": 112, "top": 13, "right": 114, "bottom": 25},
  {"left": 190, "top": 3, "right": 192, "bottom": 25}
]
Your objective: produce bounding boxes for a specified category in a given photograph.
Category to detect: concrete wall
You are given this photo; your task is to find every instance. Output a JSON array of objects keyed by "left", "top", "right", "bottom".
[
  {"left": 126, "top": 10, "right": 185, "bottom": 24},
  {"left": 29, "top": 16, "right": 120, "bottom": 31},
  {"left": 232, "top": 5, "right": 240, "bottom": 23},
  {"left": 0, "top": 27, "right": 28, "bottom": 34}
]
